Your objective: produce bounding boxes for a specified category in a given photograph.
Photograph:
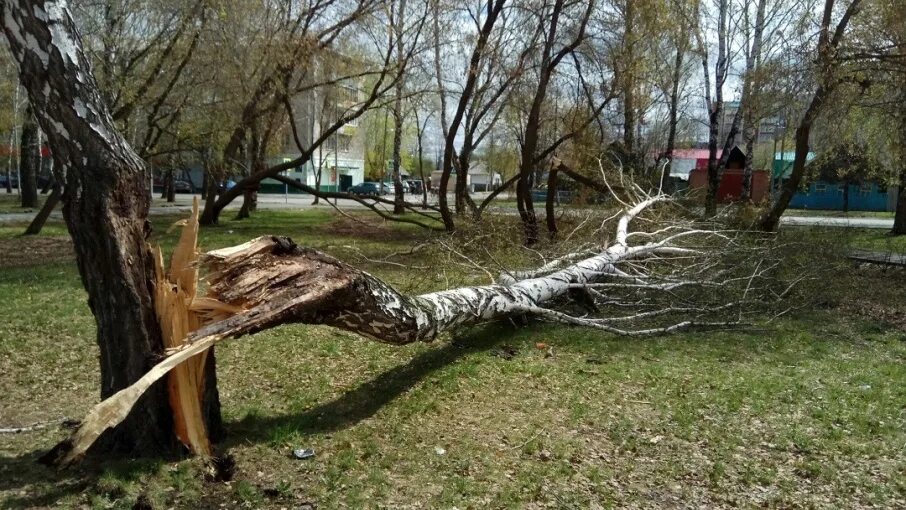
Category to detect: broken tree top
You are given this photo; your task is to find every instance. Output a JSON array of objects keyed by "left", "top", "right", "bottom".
[{"left": 45, "top": 196, "right": 750, "bottom": 467}]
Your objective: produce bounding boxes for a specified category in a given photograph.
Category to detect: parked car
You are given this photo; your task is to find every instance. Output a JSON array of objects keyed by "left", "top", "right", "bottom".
[
  {"left": 174, "top": 180, "right": 193, "bottom": 193},
  {"left": 348, "top": 182, "right": 382, "bottom": 196},
  {"left": 405, "top": 179, "right": 424, "bottom": 195}
]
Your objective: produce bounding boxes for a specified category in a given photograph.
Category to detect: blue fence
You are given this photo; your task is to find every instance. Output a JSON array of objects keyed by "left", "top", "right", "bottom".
[{"left": 787, "top": 181, "right": 890, "bottom": 211}]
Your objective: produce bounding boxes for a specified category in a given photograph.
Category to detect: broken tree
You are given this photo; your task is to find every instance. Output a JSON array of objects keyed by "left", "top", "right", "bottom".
[
  {"left": 44, "top": 186, "right": 777, "bottom": 466},
  {"left": 1, "top": 0, "right": 222, "bottom": 456}
]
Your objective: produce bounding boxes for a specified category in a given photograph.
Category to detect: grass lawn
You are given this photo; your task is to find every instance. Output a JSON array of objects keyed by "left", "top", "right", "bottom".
[
  {"left": 1, "top": 210, "right": 906, "bottom": 509},
  {"left": 0, "top": 192, "right": 46, "bottom": 215}
]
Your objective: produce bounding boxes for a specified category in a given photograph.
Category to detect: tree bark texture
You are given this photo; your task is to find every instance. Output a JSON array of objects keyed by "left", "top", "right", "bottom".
[
  {"left": 545, "top": 166, "right": 559, "bottom": 239},
  {"left": 390, "top": 0, "right": 407, "bottom": 215},
  {"left": 2, "top": 0, "right": 221, "bottom": 457}
]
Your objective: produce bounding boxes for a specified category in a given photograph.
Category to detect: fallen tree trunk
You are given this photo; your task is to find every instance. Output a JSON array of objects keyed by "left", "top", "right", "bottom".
[{"left": 45, "top": 196, "right": 753, "bottom": 467}]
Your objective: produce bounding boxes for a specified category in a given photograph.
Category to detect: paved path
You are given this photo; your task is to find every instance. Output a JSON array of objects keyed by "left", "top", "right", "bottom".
[
  {"left": 848, "top": 249, "right": 906, "bottom": 267},
  {"left": 780, "top": 216, "right": 894, "bottom": 229}
]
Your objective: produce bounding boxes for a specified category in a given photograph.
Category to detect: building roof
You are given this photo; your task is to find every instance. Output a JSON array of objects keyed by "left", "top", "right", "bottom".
[
  {"left": 773, "top": 152, "right": 816, "bottom": 179},
  {"left": 467, "top": 162, "right": 500, "bottom": 175}
]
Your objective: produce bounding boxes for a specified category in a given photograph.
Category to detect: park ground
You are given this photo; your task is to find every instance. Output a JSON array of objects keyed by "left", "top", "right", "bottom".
[{"left": 1, "top": 195, "right": 906, "bottom": 509}]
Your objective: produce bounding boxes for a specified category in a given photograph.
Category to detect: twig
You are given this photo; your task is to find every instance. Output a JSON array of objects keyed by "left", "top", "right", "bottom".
[{"left": 0, "top": 418, "right": 72, "bottom": 434}]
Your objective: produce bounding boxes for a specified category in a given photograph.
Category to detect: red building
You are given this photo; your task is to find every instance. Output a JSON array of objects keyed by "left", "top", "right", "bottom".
[{"left": 688, "top": 146, "right": 770, "bottom": 203}]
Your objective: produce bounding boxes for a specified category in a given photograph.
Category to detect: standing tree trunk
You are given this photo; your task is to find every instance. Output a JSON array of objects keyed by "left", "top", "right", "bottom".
[
  {"left": 892, "top": 166, "right": 906, "bottom": 235},
  {"left": 201, "top": 171, "right": 207, "bottom": 199},
  {"left": 705, "top": 0, "right": 729, "bottom": 216},
  {"left": 759, "top": 88, "right": 826, "bottom": 231},
  {"left": 545, "top": 165, "right": 559, "bottom": 240},
  {"left": 19, "top": 107, "right": 39, "bottom": 208},
  {"left": 390, "top": 97, "right": 405, "bottom": 215},
  {"left": 621, "top": 0, "right": 636, "bottom": 157},
  {"left": 162, "top": 169, "right": 176, "bottom": 203},
  {"left": 414, "top": 109, "right": 429, "bottom": 208},
  {"left": 759, "top": 0, "right": 863, "bottom": 231},
  {"left": 2, "top": 0, "right": 221, "bottom": 457},
  {"left": 740, "top": 0, "right": 768, "bottom": 202},
  {"left": 842, "top": 180, "right": 850, "bottom": 213},
  {"left": 390, "top": 0, "right": 407, "bottom": 215},
  {"left": 663, "top": 44, "right": 685, "bottom": 192},
  {"left": 24, "top": 158, "right": 62, "bottom": 235},
  {"left": 517, "top": 0, "right": 594, "bottom": 245},
  {"left": 6, "top": 80, "right": 19, "bottom": 194},
  {"left": 160, "top": 171, "right": 169, "bottom": 199},
  {"left": 435, "top": 0, "right": 506, "bottom": 231}
]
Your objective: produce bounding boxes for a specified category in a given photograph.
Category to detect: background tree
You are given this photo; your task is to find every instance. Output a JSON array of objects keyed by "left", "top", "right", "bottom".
[{"left": 759, "top": 0, "right": 865, "bottom": 231}]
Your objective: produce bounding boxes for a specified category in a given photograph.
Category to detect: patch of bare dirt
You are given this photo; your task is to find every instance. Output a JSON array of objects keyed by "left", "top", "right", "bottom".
[
  {"left": 0, "top": 235, "right": 74, "bottom": 268},
  {"left": 319, "top": 214, "right": 428, "bottom": 242}
]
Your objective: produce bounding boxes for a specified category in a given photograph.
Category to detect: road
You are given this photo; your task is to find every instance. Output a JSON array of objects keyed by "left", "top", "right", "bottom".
[
  {"left": 0, "top": 193, "right": 423, "bottom": 223},
  {"left": 0, "top": 192, "right": 896, "bottom": 230}
]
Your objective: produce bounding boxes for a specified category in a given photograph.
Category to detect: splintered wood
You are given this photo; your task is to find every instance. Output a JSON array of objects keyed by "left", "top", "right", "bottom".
[{"left": 151, "top": 198, "right": 237, "bottom": 456}]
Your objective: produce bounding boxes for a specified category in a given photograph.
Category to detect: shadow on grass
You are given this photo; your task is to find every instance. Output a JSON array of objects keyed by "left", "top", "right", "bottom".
[
  {"left": 0, "top": 449, "right": 171, "bottom": 509},
  {"left": 0, "top": 450, "right": 91, "bottom": 508},
  {"left": 0, "top": 322, "right": 515, "bottom": 508},
  {"left": 223, "top": 322, "right": 516, "bottom": 445}
]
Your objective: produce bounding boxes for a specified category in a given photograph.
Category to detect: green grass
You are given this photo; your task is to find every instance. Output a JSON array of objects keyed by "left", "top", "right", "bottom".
[
  {"left": 0, "top": 191, "right": 46, "bottom": 214},
  {"left": 842, "top": 228, "right": 906, "bottom": 254},
  {"left": 2, "top": 210, "right": 906, "bottom": 508},
  {"left": 782, "top": 225, "right": 906, "bottom": 254}
]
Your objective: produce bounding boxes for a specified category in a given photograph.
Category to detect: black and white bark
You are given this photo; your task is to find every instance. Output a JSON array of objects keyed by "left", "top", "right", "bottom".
[
  {"left": 390, "top": 0, "right": 408, "bottom": 215},
  {"left": 2, "top": 0, "right": 222, "bottom": 457},
  {"left": 704, "top": 0, "right": 730, "bottom": 216},
  {"left": 740, "top": 0, "right": 768, "bottom": 201}
]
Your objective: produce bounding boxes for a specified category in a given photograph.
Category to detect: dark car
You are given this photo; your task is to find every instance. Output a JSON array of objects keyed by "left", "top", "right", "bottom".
[
  {"left": 174, "top": 180, "right": 193, "bottom": 193},
  {"left": 405, "top": 179, "right": 424, "bottom": 195},
  {"left": 348, "top": 182, "right": 382, "bottom": 196}
]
